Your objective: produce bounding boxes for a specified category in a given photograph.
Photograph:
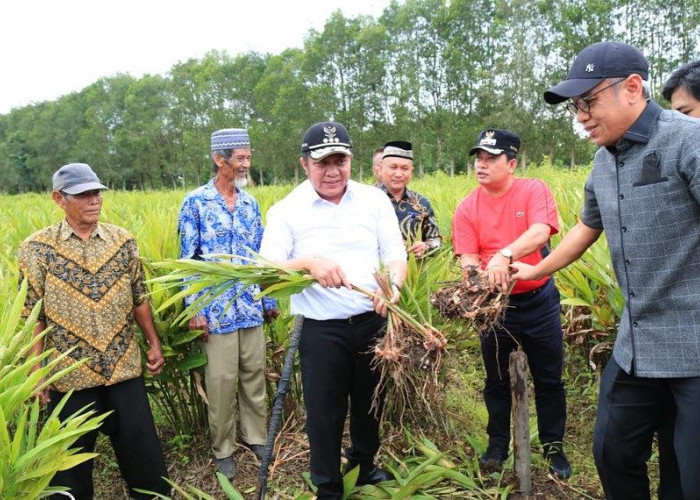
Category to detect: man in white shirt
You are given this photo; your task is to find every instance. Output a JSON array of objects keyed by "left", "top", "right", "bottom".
[{"left": 260, "top": 121, "right": 407, "bottom": 499}]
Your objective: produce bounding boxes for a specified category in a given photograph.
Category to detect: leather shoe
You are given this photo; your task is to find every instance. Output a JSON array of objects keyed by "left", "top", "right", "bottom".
[
  {"left": 543, "top": 443, "right": 572, "bottom": 479},
  {"left": 479, "top": 445, "right": 508, "bottom": 472},
  {"left": 214, "top": 456, "right": 235, "bottom": 480},
  {"left": 241, "top": 441, "right": 270, "bottom": 461},
  {"left": 249, "top": 444, "right": 266, "bottom": 461},
  {"left": 356, "top": 466, "right": 393, "bottom": 485}
]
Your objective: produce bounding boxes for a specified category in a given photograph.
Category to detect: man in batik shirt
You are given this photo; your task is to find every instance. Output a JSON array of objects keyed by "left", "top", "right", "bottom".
[
  {"left": 178, "top": 128, "right": 278, "bottom": 480},
  {"left": 18, "top": 163, "right": 169, "bottom": 499},
  {"left": 379, "top": 141, "right": 441, "bottom": 258}
]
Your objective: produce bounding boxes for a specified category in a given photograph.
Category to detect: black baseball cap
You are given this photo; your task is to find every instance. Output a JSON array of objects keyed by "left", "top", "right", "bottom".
[
  {"left": 300, "top": 121, "right": 353, "bottom": 160},
  {"left": 544, "top": 41, "right": 649, "bottom": 104},
  {"left": 469, "top": 129, "right": 520, "bottom": 156}
]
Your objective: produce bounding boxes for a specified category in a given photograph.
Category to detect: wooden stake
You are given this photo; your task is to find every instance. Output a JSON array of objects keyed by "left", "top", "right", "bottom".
[{"left": 510, "top": 349, "right": 531, "bottom": 496}]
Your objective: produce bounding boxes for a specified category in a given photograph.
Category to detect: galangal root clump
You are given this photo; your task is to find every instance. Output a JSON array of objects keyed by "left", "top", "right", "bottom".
[
  {"left": 365, "top": 271, "right": 447, "bottom": 426},
  {"left": 372, "top": 317, "right": 447, "bottom": 426},
  {"left": 430, "top": 264, "right": 512, "bottom": 332}
]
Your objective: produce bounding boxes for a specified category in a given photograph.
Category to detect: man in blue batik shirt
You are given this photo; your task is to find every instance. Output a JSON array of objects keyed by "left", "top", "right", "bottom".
[{"left": 178, "top": 128, "right": 278, "bottom": 480}]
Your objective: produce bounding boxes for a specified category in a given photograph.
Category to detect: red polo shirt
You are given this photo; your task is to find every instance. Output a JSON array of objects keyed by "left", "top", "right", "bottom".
[{"left": 452, "top": 178, "right": 559, "bottom": 294}]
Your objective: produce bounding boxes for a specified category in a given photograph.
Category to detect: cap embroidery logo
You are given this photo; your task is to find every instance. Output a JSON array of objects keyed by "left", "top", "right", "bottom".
[
  {"left": 323, "top": 126, "right": 338, "bottom": 144},
  {"left": 585, "top": 64, "right": 595, "bottom": 73},
  {"left": 480, "top": 130, "right": 497, "bottom": 146}
]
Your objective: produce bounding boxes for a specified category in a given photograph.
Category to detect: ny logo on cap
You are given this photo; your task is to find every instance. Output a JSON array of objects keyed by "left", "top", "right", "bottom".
[
  {"left": 585, "top": 64, "right": 595, "bottom": 73},
  {"left": 323, "top": 126, "right": 338, "bottom": 144}
]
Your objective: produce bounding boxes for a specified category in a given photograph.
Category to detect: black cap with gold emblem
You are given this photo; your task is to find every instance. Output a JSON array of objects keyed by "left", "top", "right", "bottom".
[
  {"left": 468, "top": 129, "right": 520, "bottom": 156},
  {"left": 301, "top": 121, "right": 353, "bottom": 160}
]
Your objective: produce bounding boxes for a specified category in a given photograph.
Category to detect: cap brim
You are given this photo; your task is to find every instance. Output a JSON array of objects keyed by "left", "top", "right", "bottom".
[
  {"left": 309, "top": 146, "right": 353, "bottom": 161},
  {"left": 543, "top": 77, "right": 604, "bottom": 104},
  {"left": 469, "top": 146, "right": 505, "bottom": 156},
  {"left": 61, "top": 182, "right": 108, "bottom": 194}
]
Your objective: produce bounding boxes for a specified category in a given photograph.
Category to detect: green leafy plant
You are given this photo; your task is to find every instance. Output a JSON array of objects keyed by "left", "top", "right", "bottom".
[
  {"left": 0, "top": 280, "right": 109, "bottom": 499},
  {"left": 139, "top": 260, "right": 209, "bottom": 436},
  {"left": 140, "top": 472, "right": 245, "bottom": 500}
]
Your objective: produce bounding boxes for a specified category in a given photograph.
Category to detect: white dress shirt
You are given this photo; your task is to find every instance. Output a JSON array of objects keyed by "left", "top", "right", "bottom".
[{"left": 260, "top": 179, "right": 406, "bottom": 320}]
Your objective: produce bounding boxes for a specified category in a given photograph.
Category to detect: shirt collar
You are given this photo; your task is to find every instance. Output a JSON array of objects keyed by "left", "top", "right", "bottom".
[
  {"left": 379, "top": 183, "right": 410, "bottom": 200},
  {"left": 59, "top": 219, "right": 104, "bottom": 241},
  {"left": 202, "top": 178, "right": 221, "bottom": 200},
  {"left": 608, "top": 100, "right": 663, "bottom": 153},
  {"left": 304, "top": 179, "right": 355, "bottom": 206},
  {"left": 203, "top": 178, "right": 251, "bottom": 205}
]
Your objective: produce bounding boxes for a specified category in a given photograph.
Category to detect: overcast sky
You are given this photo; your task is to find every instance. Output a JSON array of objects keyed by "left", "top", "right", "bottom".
[{"left": 0, "top": 0, "right": 391, "bottom": 114}]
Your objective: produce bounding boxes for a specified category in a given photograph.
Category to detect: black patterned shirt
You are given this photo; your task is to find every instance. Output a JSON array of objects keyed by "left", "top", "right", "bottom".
[
  {"left": 380, "top": 185, "right": 442, "bottom": 250},
  {"left": 19, "top": 221, "right": 147, "bottom": 391}
]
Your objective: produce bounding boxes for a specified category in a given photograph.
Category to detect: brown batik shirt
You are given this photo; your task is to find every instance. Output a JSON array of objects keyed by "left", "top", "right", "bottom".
[{"left": 18, "top": 220, "right": 147, "bottom": 392}]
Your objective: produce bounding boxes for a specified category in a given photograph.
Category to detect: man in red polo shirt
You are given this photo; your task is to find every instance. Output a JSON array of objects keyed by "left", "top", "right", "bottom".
[{"left": 452, "top": 129, "right": 571, "bottom": 478}]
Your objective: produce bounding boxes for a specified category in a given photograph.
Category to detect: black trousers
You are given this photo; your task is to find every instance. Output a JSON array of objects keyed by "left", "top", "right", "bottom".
[
  {"left": 593, "top": 358, "right": 700, "bottom": 500},
  {"left": 300, "top": 311, "right": 385, "bottom": 499},
  {"left": 48, "top": 377, "right": 170, "bottom": 499},
  {"left": 481, "top": 278, "right": 567, "bottom": 449}
]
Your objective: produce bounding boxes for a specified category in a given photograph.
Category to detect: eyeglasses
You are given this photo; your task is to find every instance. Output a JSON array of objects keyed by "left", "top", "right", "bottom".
[{"left": 566, "top": 78, "right": 626, "bottom": 115}]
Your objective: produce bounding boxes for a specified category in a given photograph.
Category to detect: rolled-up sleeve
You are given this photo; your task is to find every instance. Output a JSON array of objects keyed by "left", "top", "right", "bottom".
[{"left": 580, "top": 176, "right": 604, "bottom": 230}]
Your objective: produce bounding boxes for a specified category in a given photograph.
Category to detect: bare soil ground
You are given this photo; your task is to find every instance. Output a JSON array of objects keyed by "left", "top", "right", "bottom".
[{"left": 93, "top": 409, "right": 604, "bottom": 499}]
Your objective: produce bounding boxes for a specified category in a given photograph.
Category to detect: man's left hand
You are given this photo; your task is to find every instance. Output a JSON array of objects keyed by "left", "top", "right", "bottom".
[
  {"left": 264, "top": 308, "right": 280, "bottom": 322},
  {"left": 408, "top": 241, "right": 429, "bottom": 258},
  {"left": 485, "top": 253, "right": 512, "bottom": 291},
  {"left": 146, "top": 344, "right": 165, "bottom": 375},
  {"left": 372, "top": 284, "right": 400, "bottom": 317}
]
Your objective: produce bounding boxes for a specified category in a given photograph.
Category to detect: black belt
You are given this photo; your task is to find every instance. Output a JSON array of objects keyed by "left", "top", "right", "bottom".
[
  {"left": 511, "top": 280, "right": 549, "bottom": 299},
  {"left": 321, "top": 310, "right": 378, "bottom": 325}
]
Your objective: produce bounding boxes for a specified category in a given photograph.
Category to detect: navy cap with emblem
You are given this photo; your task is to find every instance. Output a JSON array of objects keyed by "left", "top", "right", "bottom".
[
  {"left": 300, "top": 121, "right": 353, "bottom": 160},
  {"left": 469, "top": 129, "right": 520, "bottom": 156},
  {"left": 544, "top": 41, "right": 649, "bottom": 104}
]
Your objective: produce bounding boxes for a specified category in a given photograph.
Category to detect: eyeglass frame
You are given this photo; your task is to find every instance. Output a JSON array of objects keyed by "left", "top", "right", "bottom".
[{"left": 565, "top": 77, "right": 627, "bottom": 115}]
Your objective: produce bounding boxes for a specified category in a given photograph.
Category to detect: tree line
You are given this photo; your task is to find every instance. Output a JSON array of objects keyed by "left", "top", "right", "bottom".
[{"left": 0, "top": 0, "right": 698, "bottom": 193}]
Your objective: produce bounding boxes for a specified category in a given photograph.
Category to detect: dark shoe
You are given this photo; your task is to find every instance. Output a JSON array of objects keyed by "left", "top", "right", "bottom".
[
  {"left": 249, "top": 444, "right": 266, "bottom": 461},
  {"left": 543, "top": 443, "right": 572, "bottom": 479},
  {"left": 214, "top": 456, "right": 235, "bottom": 480},
  {"left": 480, "top": 445, "right": 508, "bottom": 472},
  {"left": 241, "top": 441, "right": 268, "bottom": 461},
  {"left": 356, "top": 466, "right": 393, "bottom": 485}
]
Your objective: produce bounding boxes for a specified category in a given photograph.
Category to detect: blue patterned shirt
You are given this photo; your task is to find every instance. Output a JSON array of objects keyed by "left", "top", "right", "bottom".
[{"left": 178, "top": 179, "right": 276, "bottom": 334}]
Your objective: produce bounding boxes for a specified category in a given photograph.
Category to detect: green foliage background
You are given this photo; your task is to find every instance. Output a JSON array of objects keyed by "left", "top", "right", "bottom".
[{"left": 1, "top": 0, "right": 699, "bottom": 193}]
